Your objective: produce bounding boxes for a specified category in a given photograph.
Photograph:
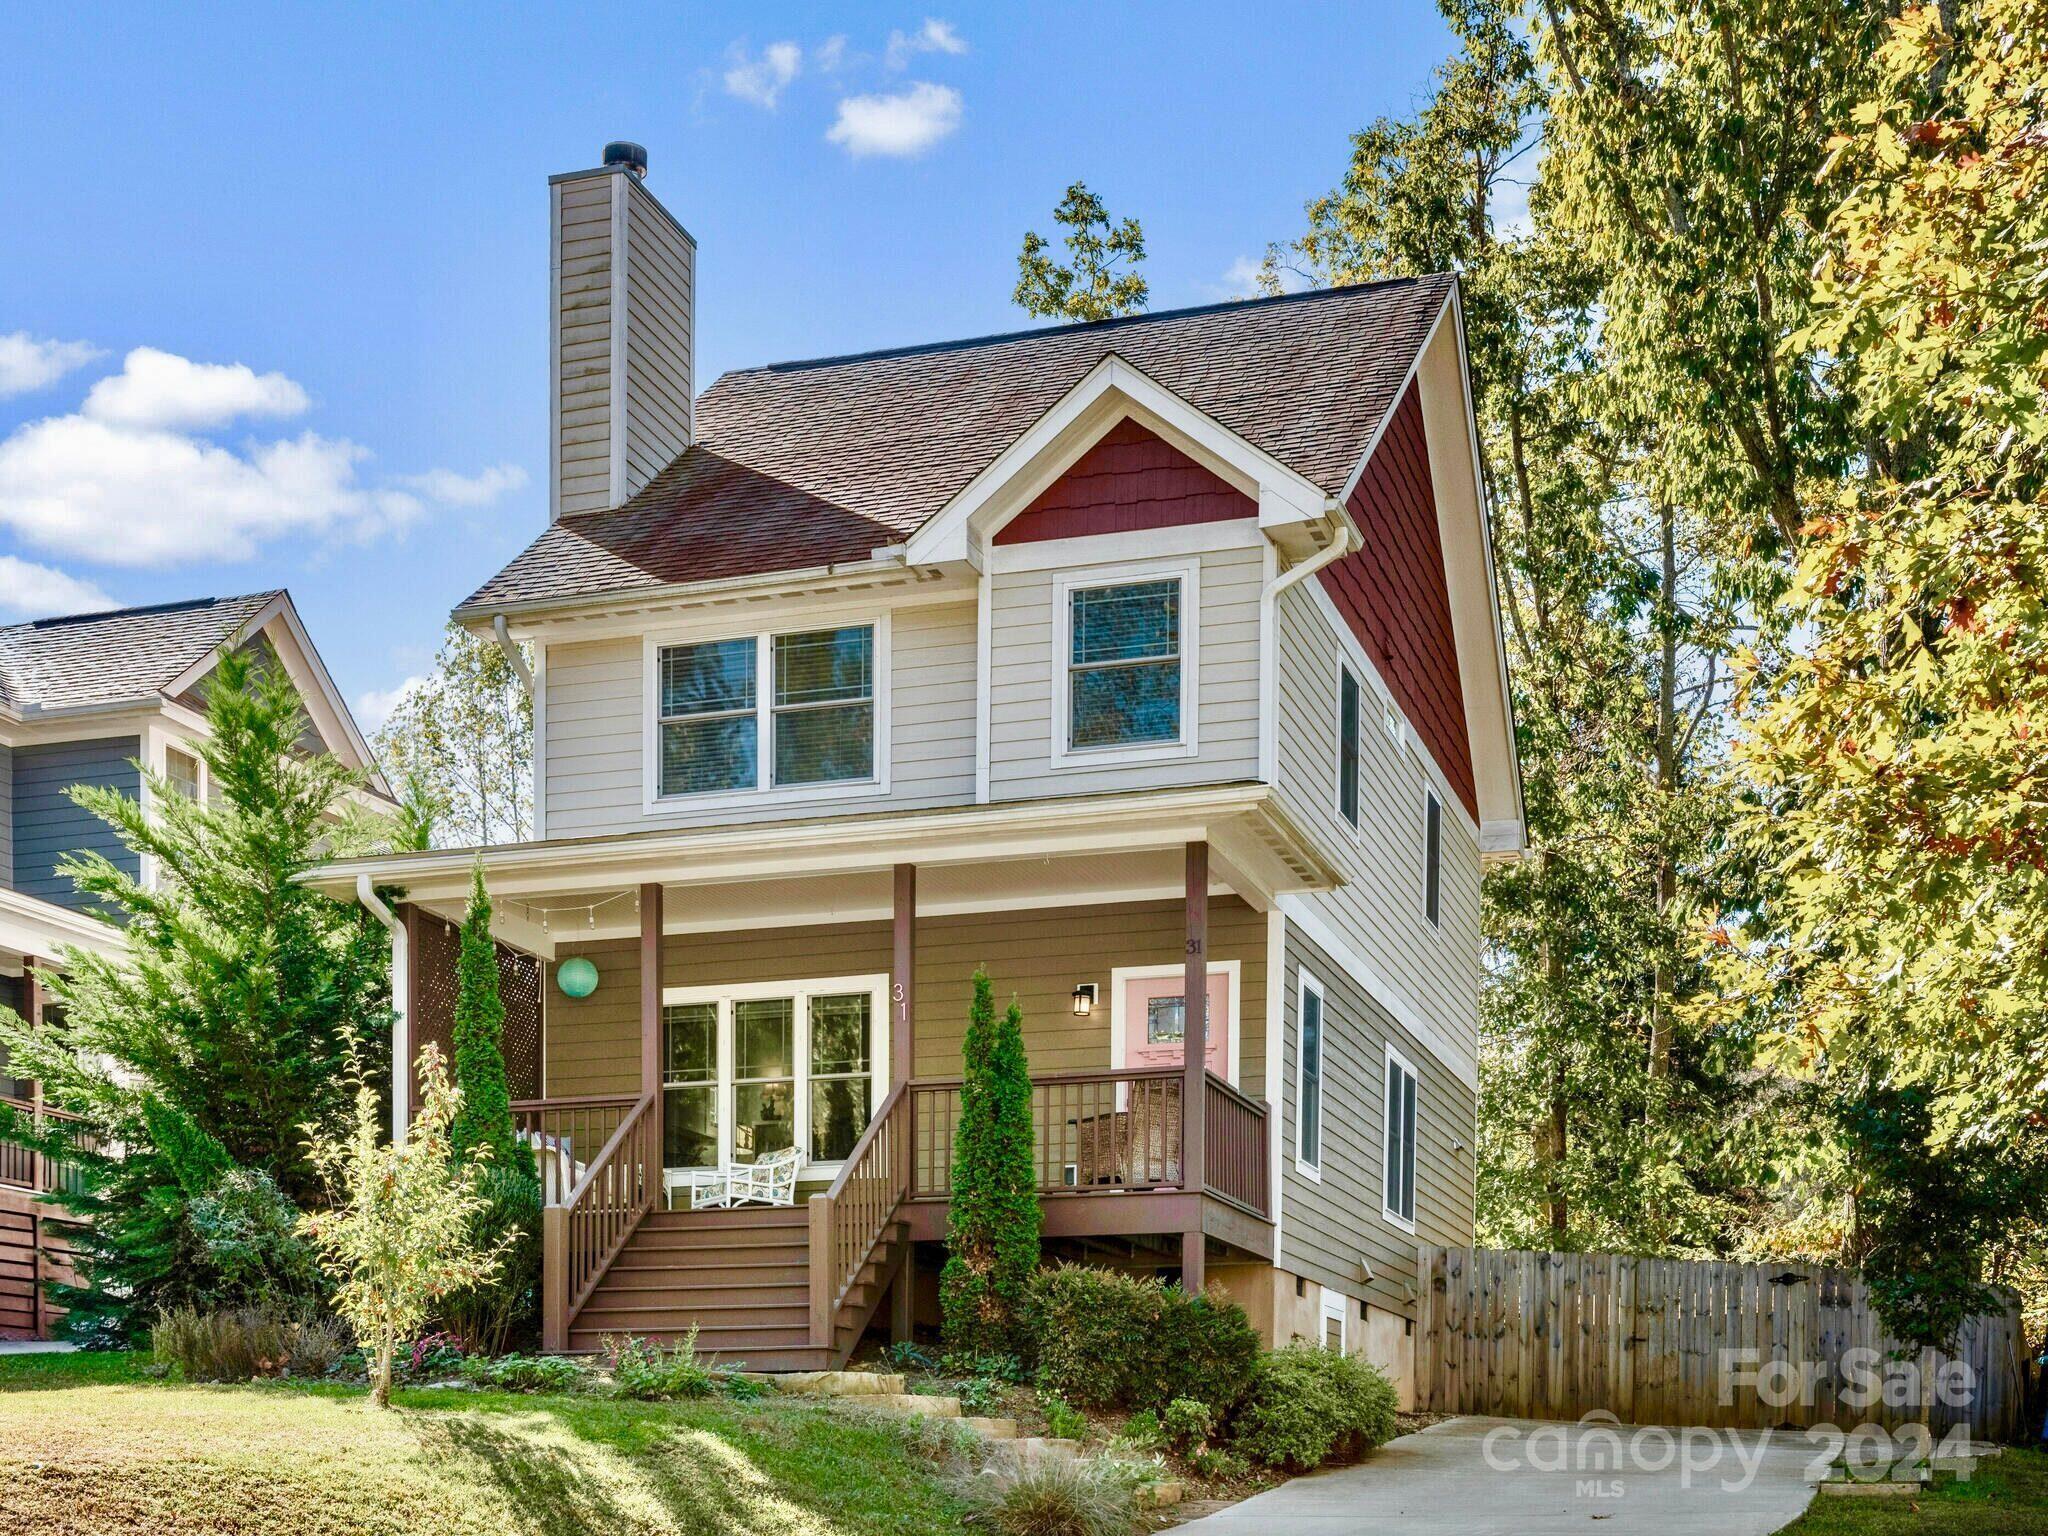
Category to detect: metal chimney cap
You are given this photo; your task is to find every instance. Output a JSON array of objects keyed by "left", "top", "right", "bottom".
[{"left": 603, "top": 141, "right": 648, "bottom": 179}]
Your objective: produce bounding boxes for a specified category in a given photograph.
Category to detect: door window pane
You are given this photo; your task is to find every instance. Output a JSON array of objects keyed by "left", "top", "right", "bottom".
[
  {"left": 772, "top": 626, "right": 874, "bottom": 785},
  {"left": 1068, "top": 580, "right": 1182, "bottom": 749},
  {"left": 658, "top": 638, "right": 758, "bottom": 795},
  {"left": 809, "top": 993, "right": 873, "bottom": 1162},
  {"left": 733, "top": 998, "right": 795, "bottom": 1163},
  {"left": 664, "top": 1086, "right": 717, "bottom": 1169},
  {"left": 661, "top": 1003, "right": 719, "bottom": 1169}
]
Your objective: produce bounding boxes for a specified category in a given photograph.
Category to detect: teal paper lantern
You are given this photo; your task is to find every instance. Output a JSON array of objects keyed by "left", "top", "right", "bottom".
[{"left": 556, "top": 957, "right": 600, "bottom": 999}]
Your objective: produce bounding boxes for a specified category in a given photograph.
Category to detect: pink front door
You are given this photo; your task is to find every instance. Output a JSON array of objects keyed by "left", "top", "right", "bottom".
[{"left": 1121, "top": 972, "right": 1231, "bottom": 1079}]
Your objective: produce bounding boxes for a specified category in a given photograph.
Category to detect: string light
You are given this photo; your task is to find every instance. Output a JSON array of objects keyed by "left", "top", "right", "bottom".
[{"left": 511, "top": 889, "right": 638, "bottom": 934}]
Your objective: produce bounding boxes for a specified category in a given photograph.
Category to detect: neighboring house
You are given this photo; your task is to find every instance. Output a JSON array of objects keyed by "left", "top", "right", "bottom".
[
  {"left": 0, "top": 589, "right": 390, "bottom": 1339},
  {"left": 309, "top": 144, "right": 1524, "bottom": 1395}
]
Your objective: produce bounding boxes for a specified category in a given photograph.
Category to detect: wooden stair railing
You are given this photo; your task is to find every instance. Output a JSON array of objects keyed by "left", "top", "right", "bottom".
[
  {"left": 541, "top": 1090, "right": 660, "bottom": 1351},
  {"left": 807, "top": 1083, "right": 909, "bottom": 1351},
  {"left": 1201, "top": 1071, "right": 1270, "bottom": 1217}
]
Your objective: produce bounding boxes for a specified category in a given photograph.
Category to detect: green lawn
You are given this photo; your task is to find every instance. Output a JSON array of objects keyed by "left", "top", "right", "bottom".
[
  {"left": 0, "top": 1352, "right": 975, "bottom": 1536},
  {"left": 1780, "top": 1447, "right": 2048, "bottom": 1535}
]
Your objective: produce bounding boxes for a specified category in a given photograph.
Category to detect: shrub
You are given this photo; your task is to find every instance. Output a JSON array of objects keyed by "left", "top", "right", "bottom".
[
  {"left": 959, "top": 1452, "right": 1135, "bottom": 1536},
  {"left": 460, "top": 1352, "right": 590, "bottom": 1394},
  {"left": 185, "top": 1166, "right": 325, "bottom": 1314},
  {"left": 1040, "top": 1393, "right": 1087, "bottom": 1441},
  {"left": 1027, "top": 1266, "right": 1259, "bottom": 1413},
  {"left": 887, "top": 1339, "right": 941, "bottom": 1374},
  {"left": 1161, "top": 1397, "right": 1214, "bottom": 1453},
  {"left": 941, "top": 969, "right": 1040, "bottom": 1356},
  {"left": 604, "top": 1330, "right": 751, "bottom": 1400},
  {"left": 942, "top": 1348, "right": 1027, "bottom": 1384},
  {"left": 151, "top": 1307, "right": 347, "bottom": 1382},
  {"left": 440, "top": 1163, "right": 541, "bottom": 1355},
  {"left": 1112, "top": 1408, "right": 1162, "bottom": 1452},
  {"left": 958, "top": 1376, "right": 1008, "bottom": 1416},
  {"left": 1187, "top": 1446, "right": 1249, "bottom": 1482},
  {"left": 1228, "top": 1344, "right": 1397, "bottom": 1470},
  {"left": 285, "top": 1314, "right": 351, "bottom": 1376},
  {"left": 406, "top": 1329, "right": 467, "bottom": 1378}
]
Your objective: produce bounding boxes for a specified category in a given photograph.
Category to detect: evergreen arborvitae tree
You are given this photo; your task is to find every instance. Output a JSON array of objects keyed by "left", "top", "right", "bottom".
[
  {"left": 0, "top": 645, "right": 387, "bottom": 1340},
  {"left": 940, "top": 968, "right": 1040, "bottom": 1356},
  {"left": 450, "top": 863, "right": 521, "bottom": 1169}
]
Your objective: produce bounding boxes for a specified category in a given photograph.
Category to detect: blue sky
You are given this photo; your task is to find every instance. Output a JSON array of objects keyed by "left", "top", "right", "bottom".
[{"left": 0, "top": 3, "right": 1460, "bottom": 727}]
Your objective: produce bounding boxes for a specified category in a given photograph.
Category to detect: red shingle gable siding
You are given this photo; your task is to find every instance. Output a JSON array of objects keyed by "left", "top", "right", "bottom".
[
  {"left": 991, "top": 419, "right": 1256, "bottom": 545},
  {"left": 1319, "top": 383, "right": 1477, "bottom": 819}
]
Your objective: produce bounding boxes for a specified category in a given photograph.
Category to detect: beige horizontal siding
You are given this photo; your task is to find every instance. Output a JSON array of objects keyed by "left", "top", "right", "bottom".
[
  {"left": 620, "top": 174, "right": 693, "bottom": 499},
  {"left": 540, "top": 601, "right": 977, "bottom": 836},
  {"left": 554, "top": 174, "right": 615, "bottom": 518},
  {"left": 988, "top": 544, "right": 1264, "bottom": 801},
  {"left": 544, "top": 896, "right": 1268, "bottom": 1102}
]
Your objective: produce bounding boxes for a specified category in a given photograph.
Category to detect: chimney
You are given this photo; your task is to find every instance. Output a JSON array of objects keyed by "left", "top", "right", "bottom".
[{"left": 549, "top": 141, "right": 696, "bottom": 521}]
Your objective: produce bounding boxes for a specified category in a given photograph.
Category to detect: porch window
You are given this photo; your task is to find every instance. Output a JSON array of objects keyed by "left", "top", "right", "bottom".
[
  {"left": 1384, "top": 1046, "right": 1418, "bottom": 1227},
  {"left": 733, "top": 998, "right": 797, "bottom": 1162},
  {"left": 1067, "top": 578, "right": 1183, "bottom": 750},
  {"left": 772, "top": 626, "right": 874, "bottom": 786},
  {"left": 807, "top": 992, "right": 873, "bottom": 1161},
  {"left": 1296, "top": 973, "right": 1324, "bottom": 1174},
  {"left": 658, "top": 637, "right": 757, "bottom": 795},
  {"left": 662, "top": 1003, "right": 718, "bottom": 1168}
]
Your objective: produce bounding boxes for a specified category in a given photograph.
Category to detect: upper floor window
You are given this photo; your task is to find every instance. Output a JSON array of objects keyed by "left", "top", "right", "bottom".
[
  {"left": 1383, "top": 1045, "right": 1418, "bottom": 1228},
  {"left": 1338, "top": 668, "right": 1361, "bottom": 828},
  {"left": 1058, "top": 568, "right": 1195, "bottom": 761},
  {"left": 165, "top": 746, "right": 202, "bottom": 802},
  {"left": 1423, "top": 790, "right": 1443, "bottom": 927},
  {"left": 655, "top": 623, "right": 878, "bottom": 800},
  {"left": 1295, "top": 971, "right": 1324, "bottom": 1176}
]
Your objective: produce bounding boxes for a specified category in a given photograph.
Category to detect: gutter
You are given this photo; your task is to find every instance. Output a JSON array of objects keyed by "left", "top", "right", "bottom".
[{"left": 1267, "top": 520, "right": 1352, "bottom": 600}]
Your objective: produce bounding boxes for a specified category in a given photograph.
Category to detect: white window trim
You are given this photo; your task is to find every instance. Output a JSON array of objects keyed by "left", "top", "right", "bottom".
[
  {"left": 641, "top": 613, "right": 892, "bottom": 813},
  {"left": 1106, "top": 959, "right": 1243, "bottom": 1087},
  {"left": 1049, "top": 557, "right": 1200, "bottom": 771},
  {"left": 1382, "top": 1039, "right": 1419, "bottom": 1233},
  {"left": 1335, "top": 658, "right": 1362, "bottom": 836},
  {"left": 1422, "top": 787, "right": 1443, "bottom": 930},
  {"left": 1293, "top": 967, "right": 1325, "bottom": 1182},
  {"left": 140, "top": 723, "right": 209, "bottom": 891},
  {"left": 660, "top": 973, "right": 891, "bottom": 1180},
  {"left": 1320, "top": 1286, "right": 1349, "bottom": 1353}
]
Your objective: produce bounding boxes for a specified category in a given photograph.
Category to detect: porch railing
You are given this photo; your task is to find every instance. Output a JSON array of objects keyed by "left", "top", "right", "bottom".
[
  {"left": 512, "top": 1094, "right": 638, "bottom": 1204},
  {"left": 1202, "top": 1074, "right": 1271, "bottom": 1216},
  {"left": 0, "top": 1096, "right": 97, "bottom": 1198},
  {"left": 807, "top": 1082, "right": 909, "bottom": 1348},
  {"left": 540, "top": 1090, "right": 660, "bottom": 1351}
]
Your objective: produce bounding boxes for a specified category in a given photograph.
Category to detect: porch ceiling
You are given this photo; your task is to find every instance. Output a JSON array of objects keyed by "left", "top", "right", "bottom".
[{"left": 305, "top": 783, "right": 1339, "bottom": 958}]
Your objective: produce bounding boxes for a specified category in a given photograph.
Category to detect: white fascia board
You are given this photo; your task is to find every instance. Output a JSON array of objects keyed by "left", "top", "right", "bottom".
[
  {"left": 904, "top": 353, "right": 1327, "bottom": 568},
  {"left": 0, "top": 885, "right": 123, "bottom": 964}
]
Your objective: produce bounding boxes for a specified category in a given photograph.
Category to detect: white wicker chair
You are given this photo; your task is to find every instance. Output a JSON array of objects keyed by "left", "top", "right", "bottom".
[{"left": 727, "top": 1145, "right": 804, "bottom": 1207}]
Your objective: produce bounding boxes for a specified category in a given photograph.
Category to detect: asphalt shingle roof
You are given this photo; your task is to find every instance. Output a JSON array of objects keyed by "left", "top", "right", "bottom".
[
  {"left": 460, "top": 274, "right": 1455, "bottom": 612},
  {"left": 0, "top": 592, "right": 279, "bottom": 712}
]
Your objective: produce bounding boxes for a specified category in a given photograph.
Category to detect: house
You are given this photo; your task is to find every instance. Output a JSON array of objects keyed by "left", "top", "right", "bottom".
[
  {"left": 0, "top": 589, "right": 390, "bottom": 1339},
  {"left": 307, "top": 143, "right": 1524, "bottom": 1397}
]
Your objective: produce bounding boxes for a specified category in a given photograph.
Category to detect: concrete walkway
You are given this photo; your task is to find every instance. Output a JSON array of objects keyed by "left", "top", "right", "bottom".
[
  {"left": 0, "top": 1340, "right": 74, "bottom": 1355},
  {"left": 1179, "top": 1417, "right": 1824, "bottom": 1536}
]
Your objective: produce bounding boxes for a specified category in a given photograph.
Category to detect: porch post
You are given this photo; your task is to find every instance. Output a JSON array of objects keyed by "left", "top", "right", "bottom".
[
  {"left": 1182, "top": 840, "right": 1208, "bottom": 1291},
  {"left": 639, "top": 883, "right": 663, "bottom": 1099},
  {"left": 892, "top": 864, "right": 916, "bottom": 1087}
]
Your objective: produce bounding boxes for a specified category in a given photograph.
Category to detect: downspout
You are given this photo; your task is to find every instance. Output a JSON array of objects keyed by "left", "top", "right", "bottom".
[
  {"left": 357, "top": 875, "right": 410, "bottom": 1145},
  {"left": 1267, "top": 519, "right": 1352, "bottom": 601},
  {"left": 491, "top": 614, "right": 535, "bottom": 695}
]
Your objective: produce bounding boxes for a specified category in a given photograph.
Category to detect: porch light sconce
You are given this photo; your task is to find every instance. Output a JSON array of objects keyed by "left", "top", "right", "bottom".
[
  {"left": 556, "top": 957, "right": 600, "bottom": 999},
  {"left": 1071, "top": 982, "right": 1097, "bottom": 1018}
]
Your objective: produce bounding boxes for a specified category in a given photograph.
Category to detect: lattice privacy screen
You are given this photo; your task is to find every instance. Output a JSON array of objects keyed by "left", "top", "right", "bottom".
[{"left": 409, "top": 910, "right": 544, "bottom": 1112}]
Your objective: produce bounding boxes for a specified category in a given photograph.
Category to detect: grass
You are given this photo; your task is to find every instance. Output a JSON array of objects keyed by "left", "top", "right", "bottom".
[
  {"left": 1780, "top": 1446, "right": 2048, "bottom": 1535},
  {"left": 0, "top": 1351, "right": 975, "bottom": 1535}
]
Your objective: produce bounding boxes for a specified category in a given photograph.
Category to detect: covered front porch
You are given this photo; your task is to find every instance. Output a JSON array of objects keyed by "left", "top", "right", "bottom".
[{"left": 314, "top": 784, "right": 1337, "bottom": 1361}]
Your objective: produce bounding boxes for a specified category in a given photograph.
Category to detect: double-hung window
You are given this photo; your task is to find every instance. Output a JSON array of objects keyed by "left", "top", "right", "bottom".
[
  {"left": 1338, "top": 669, "right": 1361, "bottom": 828},
  {"left": 661, "top": 1003, "right": 720, "bottom": 1169},
  {"left": 1064, "top": 574, "right": 1186, "bottom": 753},
  {"left": 165, "top": 746, "right": 202, "bottom": 802},
  {"left": 1383, "top": 1046, "right": 1418, "bottom": 1227},
  {"left": 655, "top": 622, "right": 878, "bottom": 799},
  {"left": 1296, "top": 973, "right": 1324, "bottom": 1175}
]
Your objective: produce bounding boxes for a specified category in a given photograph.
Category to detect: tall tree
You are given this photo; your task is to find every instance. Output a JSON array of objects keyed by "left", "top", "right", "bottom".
[
  {"left": 940, "top": 969, "right": 1039, "bottom": 1356},
  {"left": 0, "top": 646, "right": 388, "bottom": 1337},
  {"left": 1014, "top": 181, "right": 1149, "bottom": 322},
  {"left": 372, "top": 624, "right": 531, "bottom": 849}
]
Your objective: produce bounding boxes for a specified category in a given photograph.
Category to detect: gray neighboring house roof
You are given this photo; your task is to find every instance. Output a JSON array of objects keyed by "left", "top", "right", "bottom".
[
  {"left": 0, "top": 592, "right": 281, "bottom": 713},
  {"left": 459, "top": 274, "right": 1456, "bottom": 614}
]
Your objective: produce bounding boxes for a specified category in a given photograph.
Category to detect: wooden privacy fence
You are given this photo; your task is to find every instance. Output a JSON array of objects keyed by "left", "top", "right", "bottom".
[{"left": 1417, "top": 1247, "right": 2027, "bottom": 1441}]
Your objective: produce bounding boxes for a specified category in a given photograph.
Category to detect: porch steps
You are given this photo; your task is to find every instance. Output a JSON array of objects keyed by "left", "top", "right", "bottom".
[{"left": 566, "top": 1206, "right": 907, "bottom": 1370}]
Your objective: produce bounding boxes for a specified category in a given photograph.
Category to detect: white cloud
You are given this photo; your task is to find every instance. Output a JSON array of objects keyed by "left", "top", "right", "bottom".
[
  {"left": 724, "top": 39, "right": 802, "bottom": 108},
  {"left": 814, "top": 34, "right": 850, "bottom": 72},
  {"left": 826, "top": 82, "right": 963, "bottom": 158},
  {"left": 885, "top": 18, "right": 967, "bottom": 68},
  {"left": 396, "top": 463, "right": 528, "bottom": 507},
  {"left": 0, "top": 555, "right": 115, "bottom": 619},
  {"left": 82, "top": 346, "right": 309, "bottom": 430},
  {"left": 0, "top": 333, "right": 102, "bottom": 399},
  {"left": 355, "top": 674, "right": 426, "bottom": 732},
  {"left": 1207, "top": 254, "right": 1307, "bottom": 302}
]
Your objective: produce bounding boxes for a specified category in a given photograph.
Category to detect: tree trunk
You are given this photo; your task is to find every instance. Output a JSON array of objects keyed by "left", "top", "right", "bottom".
[{"left": 373, "top": 1338, "right": 394, "bottom": 1409}]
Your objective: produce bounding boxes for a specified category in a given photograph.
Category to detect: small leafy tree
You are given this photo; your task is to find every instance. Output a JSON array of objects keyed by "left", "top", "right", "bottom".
[
  {"left": 442, "top": 864, "right": 542, "bottom": 1353},
  {"left": 372, "top": 624, "right": 531, "bottom": 848},
  {"left": 301, "top": 1044, "right": 505, "bottom": 1408},
  {"left": 941, "top": 968, "right": 1040, "bottom": 1354},
  {"left": 1014, "top": 181, "right": 1148, "bottom": 322}
]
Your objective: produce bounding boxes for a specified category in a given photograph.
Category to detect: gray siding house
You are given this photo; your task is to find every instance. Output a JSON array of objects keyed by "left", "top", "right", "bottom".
[{"left": 311, "top": 144, "right": 1524, "bottom": 1397}]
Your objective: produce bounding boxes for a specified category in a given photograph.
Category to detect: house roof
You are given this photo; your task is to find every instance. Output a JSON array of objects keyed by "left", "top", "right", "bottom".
[
  {"left": 0, "top": 592, "right": 281, "bottom": 712},
  {"left": 459, "top": 274, "right": 1455, "bottom": 613}
]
